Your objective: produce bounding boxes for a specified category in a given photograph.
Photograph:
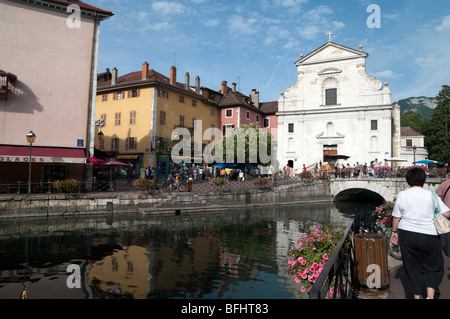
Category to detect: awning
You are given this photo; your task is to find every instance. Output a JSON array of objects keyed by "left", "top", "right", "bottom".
[
  {"left": 0, "top": 145, "right": 86, "bottom": 164},
  {"left": 116, "top": 154, "right": 139, "bottom": 160}
]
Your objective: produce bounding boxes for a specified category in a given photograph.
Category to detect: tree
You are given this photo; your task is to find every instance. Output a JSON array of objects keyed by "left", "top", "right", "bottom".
[
  {"left": 425, "top": 85, "right": 450, "bottom": 163},
  {"left": 220, "top": 124, "right": 275, "bottom": 166}
]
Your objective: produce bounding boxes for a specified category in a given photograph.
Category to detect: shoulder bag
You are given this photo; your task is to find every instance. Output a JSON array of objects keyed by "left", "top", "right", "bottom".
[{"left": 433, "top": 190, "right": 450, "bottom": 235}]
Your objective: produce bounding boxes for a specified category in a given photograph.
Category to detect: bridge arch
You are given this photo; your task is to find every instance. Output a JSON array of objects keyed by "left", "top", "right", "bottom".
[{"left": 333, "top": 188, "right": 385, "bottom": 205}]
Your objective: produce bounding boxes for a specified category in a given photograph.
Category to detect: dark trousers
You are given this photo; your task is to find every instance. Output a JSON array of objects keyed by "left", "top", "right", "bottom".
[{"left": 398, "top": 229, "right": 444, "bottom": 295}]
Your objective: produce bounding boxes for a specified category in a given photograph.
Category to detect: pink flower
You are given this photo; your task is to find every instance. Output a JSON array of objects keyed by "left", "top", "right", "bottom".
[
  {"left": 312, "top": 262, "right": 319, "bottom": 268},
  {"left": 294, "top": 277, "right": 301, "bottom": 283},
  {"left": 301, "top": 259, "right": 307, "bottom": 266},
  {"left": 323, "top": 253, "right": 329, "bottom": 260},
  {"left": 301, "top": 286, "right": 306, "bottom": 293}
]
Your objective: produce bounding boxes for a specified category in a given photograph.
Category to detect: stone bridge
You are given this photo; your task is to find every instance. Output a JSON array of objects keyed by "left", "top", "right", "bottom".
[{"left": 329, "top": 177, "right": 445, "bottom": 203}]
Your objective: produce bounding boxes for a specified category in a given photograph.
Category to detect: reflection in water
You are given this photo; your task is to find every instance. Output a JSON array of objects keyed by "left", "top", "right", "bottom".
[{"left": 0, "top": 202, "right": 374, "bottom": 299}]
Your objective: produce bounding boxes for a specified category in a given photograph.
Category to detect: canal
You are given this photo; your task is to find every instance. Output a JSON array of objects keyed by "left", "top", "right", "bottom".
[{"left": 0, "top": 201, "right": 375, "bottom": 299}]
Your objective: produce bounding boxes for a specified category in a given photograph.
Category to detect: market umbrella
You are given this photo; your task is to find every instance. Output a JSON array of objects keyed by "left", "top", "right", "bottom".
[
  {"left": 96, "top": 160, "right": 129, "bottom": 191},
  {"left": 325, "top": 155, "right": 351, "bottom": 160},
  {"left": 87, "top": 157, "right": 105, "bottom": 164},
  {"left": 413, "top": 160, "right": 443, "bottom": 165}
]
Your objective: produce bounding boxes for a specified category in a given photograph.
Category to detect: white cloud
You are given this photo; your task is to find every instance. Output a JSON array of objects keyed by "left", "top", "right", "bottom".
[
  {"left": 373, "top": 70, "right": 403, "bottom": 79},
  {"left": 227, "top": 15, "right": 259, "bottom": 36},
  {"left": 436, "top": 15, "right": 450, "bottom": 31},
  {"left": 297, "top": 25, "right": 321, "bottom": 40},
  {"left": 152, "top": 1, "right": 190, "bottom": 16},
  {"left": 205, "top": 19, "right": 220, "bottom": 27}
]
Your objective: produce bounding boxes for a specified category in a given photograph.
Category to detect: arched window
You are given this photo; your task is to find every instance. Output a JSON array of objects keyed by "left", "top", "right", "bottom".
[{"left": 323, "top": 77, "right": 338, "bottom": 105}]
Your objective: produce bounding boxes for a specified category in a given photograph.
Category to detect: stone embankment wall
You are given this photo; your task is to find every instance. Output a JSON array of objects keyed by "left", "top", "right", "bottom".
[{"left": 0, "top": 181, "right": 330, "bottom": 219}]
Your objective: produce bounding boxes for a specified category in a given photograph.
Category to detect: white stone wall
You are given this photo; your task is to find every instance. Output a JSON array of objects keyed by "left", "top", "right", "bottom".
[{"left": 277, "top": 42, "right": 396, "bottom": 172}]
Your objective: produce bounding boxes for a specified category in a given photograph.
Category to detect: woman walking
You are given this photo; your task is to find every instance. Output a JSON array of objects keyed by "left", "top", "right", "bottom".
[{"left": 391, "top": 167, "right": 450, "bottom": 299}]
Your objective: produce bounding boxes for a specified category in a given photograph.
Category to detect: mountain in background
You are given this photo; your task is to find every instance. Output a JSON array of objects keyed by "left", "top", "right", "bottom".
[{"left": 396, "top": 96, "right": 437, "bottom": 118}]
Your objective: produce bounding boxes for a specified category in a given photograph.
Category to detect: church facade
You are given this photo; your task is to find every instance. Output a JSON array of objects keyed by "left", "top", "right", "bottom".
[{"left": 276, "top": 39, "right": 401, "bottom": 173}]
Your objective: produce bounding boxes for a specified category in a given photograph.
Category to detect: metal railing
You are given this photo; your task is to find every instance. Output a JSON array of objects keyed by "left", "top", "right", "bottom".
[
  {"left": 0, "top": 174, "right": 315, "bottom": 195},
  {"left": 309, "top": 221, "right": 355, "bottom": 299}
]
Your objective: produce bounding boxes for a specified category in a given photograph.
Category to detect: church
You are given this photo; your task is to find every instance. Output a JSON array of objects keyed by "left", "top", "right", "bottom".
[{"left": 276, "top": 33, "right": 401, "bottom": 173}]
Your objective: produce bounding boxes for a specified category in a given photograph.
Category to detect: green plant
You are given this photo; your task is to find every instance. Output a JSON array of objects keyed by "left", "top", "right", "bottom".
[
  {"left": 374, "top": 200, "right": 395, "bottom": 226},
  {"left": 299, "top": 171, "right": 312, "bottom": 180},
  {"left": 253, "top": 177, "right": 269, "bottom": 186},
  {"left": 133, "top": 178, "right": 153, "bottom": 190},
  {"left": 209, "top": 177, "right": 228, "bottom": 187},
  {"left": 52, "top": 179, "right": 79, "bottom": 193},
  {"left": 287, "top": 221, "right": 346, "bottom": 298}
]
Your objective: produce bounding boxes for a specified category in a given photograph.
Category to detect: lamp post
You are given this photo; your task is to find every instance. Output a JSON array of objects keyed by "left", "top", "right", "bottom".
[
  {"left": 413, "top": 145, "right": 417, "bottom": 165},
  {"left": 26, "top": 131, "right": 36, "bottom": 194}
]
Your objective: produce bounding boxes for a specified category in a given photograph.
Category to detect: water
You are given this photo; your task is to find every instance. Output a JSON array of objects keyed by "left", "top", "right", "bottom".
[{"left": 0, "top": 201, "right": 375, "bottom": 299}]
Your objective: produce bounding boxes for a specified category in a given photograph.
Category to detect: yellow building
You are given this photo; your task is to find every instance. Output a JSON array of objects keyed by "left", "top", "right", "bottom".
[{"left": 96, "top": 62, "right": 220, "bottom": 178}]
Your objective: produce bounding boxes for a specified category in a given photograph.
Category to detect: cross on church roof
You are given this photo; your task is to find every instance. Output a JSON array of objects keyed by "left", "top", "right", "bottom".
[{"left": 326, "top": 30, "right": 334, "bottom": 42}]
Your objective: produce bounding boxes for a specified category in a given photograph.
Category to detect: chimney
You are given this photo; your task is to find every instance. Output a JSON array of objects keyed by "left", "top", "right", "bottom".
[
  {"left": 142, "top": 62, "right": 149, "bottom": 80},
  {"left": 252, "top": 89, "right": 259, "bottom": 107},
  {"left": 185, "top": 72, "right": 190, "bottom": 90},
  {"left": 111, "top": 67, "right": 118, "bottom": 86},
  {"left": 221, "top": 81, "right": 228, "bottom": 94},
  {"left": 170, "top": 66, "right": 177, "bottom": 85},
  {"left": 105, "top": 68, "right": 111, "bottom": 81},
  {"left": 195, "top": 76, "right": 200, "bottom": 94},
  {"left": 232, "top": 82, "right": 236, "bottom": 93}
]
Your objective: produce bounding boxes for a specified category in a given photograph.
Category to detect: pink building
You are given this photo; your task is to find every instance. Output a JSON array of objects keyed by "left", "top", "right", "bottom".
[
  {"left": 218, "top": 81, "right": 278, "bottom": 139},
  {"left": 0, "top": 0, "right": 112, "bottom": 188}
]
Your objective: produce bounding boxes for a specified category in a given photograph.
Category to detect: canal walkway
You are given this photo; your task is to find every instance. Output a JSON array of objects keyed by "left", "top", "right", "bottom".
[{"left": 387, "top": 238, "right": 450, "bottom": 299}]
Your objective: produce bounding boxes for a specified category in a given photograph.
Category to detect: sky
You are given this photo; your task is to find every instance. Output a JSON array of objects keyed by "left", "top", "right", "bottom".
[{"left": 88, "top": 0, "right": 450, "bottom": 103}]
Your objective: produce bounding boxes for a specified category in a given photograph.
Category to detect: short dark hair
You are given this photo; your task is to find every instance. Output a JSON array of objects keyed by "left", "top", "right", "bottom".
[{"left": 406, "top": 167, "right": 426, "bottom": 187}]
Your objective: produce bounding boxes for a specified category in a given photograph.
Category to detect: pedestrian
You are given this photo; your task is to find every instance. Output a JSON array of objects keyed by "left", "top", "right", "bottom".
[
  {"left": 391, "top": 167, "right": 450, "bottom": 299},
  {"left": 186, "top": 174, "right": 193, "bottom": 192},
  {"left": 238, "top": 170, "right": 244, "bottom": 181},
  {"left": 438, "top": 176, "right": 450, "bottom": 255}
]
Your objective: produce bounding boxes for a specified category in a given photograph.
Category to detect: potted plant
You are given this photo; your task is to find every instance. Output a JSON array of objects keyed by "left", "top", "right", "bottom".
[
  {"left": 133, "top": 178, "right": 153, "bottom": 191},
  {"left": 209, "top": 177, "right": 228, "bottom": 188}
]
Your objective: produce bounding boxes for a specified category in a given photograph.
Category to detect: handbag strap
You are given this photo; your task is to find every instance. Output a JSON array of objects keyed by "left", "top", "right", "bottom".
[
  {"left": 432, "top": 191, "right": 441, "bottom": 215},
  {"left": 444, "top": 184, "right": 450, "bottom": 200}
]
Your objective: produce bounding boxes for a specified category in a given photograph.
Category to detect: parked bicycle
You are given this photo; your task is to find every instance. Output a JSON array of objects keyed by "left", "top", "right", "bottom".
[{"left": 374, "top": 209, "right": 402, "bottom": 260}]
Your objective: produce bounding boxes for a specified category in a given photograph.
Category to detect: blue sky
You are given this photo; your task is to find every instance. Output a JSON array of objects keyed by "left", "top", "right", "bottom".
[{"left": 89, "top": 0, "right": 450, "bottom": 102}]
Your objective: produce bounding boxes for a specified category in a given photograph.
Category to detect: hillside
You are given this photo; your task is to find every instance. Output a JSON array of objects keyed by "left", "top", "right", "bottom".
[{"left": 396, "top": 96, "right": 436, "bottom": 118}]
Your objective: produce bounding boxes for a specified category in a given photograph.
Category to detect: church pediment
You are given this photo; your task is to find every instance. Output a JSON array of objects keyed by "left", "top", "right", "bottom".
[{"left": 295, "top": 42, "right": 368, "bottom": 66}]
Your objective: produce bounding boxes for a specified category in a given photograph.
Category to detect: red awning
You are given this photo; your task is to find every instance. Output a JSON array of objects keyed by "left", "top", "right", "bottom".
[{"left": 0, "top": 145, "right": 86, "bottom": 164}]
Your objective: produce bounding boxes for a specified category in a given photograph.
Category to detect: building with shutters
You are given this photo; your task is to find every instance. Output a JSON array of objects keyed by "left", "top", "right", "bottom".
[{"left": 0, "top": 0, "right": 112, "bottom": 186}]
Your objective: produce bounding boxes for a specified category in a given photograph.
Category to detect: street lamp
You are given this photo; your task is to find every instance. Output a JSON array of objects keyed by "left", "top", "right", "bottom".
[
  {"left": 26, "top": 131, "right": 36, "bottom": 194},
  {"left": 413, "top": 145, "right": 417, "bottom": 165}
]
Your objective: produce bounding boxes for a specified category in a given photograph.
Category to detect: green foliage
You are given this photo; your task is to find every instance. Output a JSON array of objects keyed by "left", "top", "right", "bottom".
[{"left": 425, "top": 85, "right": 450, "bottom": 163}]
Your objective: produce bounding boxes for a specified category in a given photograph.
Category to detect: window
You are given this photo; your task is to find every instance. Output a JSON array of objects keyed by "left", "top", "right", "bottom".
[
  {"left": 225, "top": 109, "right": 232, "bottom": 118},
  {"left": 288, "top": 123, "right": 294, "bottom": 133},
  {"left": 223, "top": 124, "right": 235, "bottom": 136},
  {"left": 246, "top": 111, "right": 250, "bottom": 120},
  {"left": 129, "top": 89, "right": 140, "bottom": 98},
  {"left": 111, "top": 138, "right": 119, "bottom": 151},
  {"left": 192, "top": 100, "right": 197, "bottom": 107},
  {"left": 180, "top": 115, "right": 185, "bottom": 127},
  {"left": 115, "top": 112, "right": 121, "bottom": 126},
  {"left": 101, "top": 114, "right": 107, "bottom": 127},
  {"left": 211, "top": 108, "right": 215, "bottom": 116},
  {"left": 325, "top": 88, "right": 337, "bottom": 105},
  {"left": 179, "top": 96, "right": 185, "bottom": 103},
  {"left": 406, "top": 139, "right": 413, "bottom": 147},
  {"left": 263, "top": 118, "right": 269, "bottom": 128},
  {"left": 116, "top": 92, "right": 124, "bottom": 100},
  {"left": 99, "top": 138, "right": 104, "bottom": 150},
  {"left": 158, "top": 89, "right": 169, "bottom": 99},
  {"left": 102, "top": 94, "right": 108, "bottom": 102},
  {"left": 371, "top": 120, "right": 378, "bottom": 131},
  {"left": 160, "top": 111, "right": 166, "bottom": 125},
  {"left": 256, "top": 115, "right": 260, "bottom": 123},
  {"left": 126, "top": 137, "right": 137, "bottom": 150},
  {"left": 129, "top": 111, "right": 136, "bottom": 125},
  {"left": 323, "top": 77, "right": 338, "bottom": 105}
]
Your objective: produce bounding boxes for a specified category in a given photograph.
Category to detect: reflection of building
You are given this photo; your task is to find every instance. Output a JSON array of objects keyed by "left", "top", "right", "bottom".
[
  {"left": 88, "top": 245, "right": 151, "bottom": 299},
  {"left": 0, "top": 0, "right": 112, "bottom": 183},
  {"left": 96, "top": 63, "right": 220, "bottom": 178}
]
